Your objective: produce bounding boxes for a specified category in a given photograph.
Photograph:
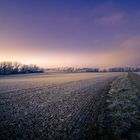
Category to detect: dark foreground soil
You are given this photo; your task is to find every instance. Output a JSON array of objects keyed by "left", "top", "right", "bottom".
[{"left": 0, "top": 73, "right": 117, "bottom": 140}]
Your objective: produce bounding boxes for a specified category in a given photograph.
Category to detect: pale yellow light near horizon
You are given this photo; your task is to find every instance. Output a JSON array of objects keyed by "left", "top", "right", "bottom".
[{"left": 0, "top": 39, "right": 139, "bottom": 68}]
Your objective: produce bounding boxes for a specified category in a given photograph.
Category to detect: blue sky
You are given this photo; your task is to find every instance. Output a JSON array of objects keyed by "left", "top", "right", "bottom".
[{"left": 0, "top": 0, "right": 140, "bottom": 67}]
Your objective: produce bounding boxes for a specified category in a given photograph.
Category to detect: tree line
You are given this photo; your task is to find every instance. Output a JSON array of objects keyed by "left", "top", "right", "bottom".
[
  {"left": 101, "top": 67, "right": 140, "bottom": 72},
  {"left": 0, "top": 61, "right": 44, "bottom": 75},
  {"left": 46, "top": 67, "right": 140, "bottom": 73}
]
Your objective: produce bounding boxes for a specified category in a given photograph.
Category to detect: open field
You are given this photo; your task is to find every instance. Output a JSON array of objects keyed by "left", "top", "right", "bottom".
[{"left": 0, "top": 72, "right": 140, "bottom": 140}]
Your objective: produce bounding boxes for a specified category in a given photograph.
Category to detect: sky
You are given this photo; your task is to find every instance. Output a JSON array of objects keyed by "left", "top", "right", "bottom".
[{"left": 0, "top": 0, "right": 140, "bottom": 68}]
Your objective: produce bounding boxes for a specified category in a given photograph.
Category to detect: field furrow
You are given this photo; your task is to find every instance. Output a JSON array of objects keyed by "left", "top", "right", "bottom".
[{"left": 0, "top": 73, "right": 119, "bottom": 140}]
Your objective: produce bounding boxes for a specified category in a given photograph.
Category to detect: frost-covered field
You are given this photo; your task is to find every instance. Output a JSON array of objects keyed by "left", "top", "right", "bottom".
[
  {"left": 98, "top": 73, "right": 140, "bottom": 140},
  {"left": 0, "top": 73, "right": 119, "bottom": 140}
]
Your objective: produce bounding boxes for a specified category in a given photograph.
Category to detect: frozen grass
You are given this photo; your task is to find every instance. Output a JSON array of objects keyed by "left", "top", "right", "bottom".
[{"left": 99, "top": 73, "right": 140, "bottom": 140}]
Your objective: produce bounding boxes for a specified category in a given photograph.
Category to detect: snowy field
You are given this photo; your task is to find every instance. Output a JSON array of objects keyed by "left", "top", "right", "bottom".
[{"left": 0, "top": 72, "right": 121, "bottom": 140}]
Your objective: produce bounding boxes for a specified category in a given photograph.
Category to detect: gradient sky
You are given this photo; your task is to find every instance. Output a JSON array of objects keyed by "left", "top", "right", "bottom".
[{"left": 0, "top": 0, "right": 140, "bottom": 68}]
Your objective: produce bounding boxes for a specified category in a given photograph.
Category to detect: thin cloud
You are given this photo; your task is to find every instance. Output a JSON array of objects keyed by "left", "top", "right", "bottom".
[
  {"left": 101, "top": 37, "right": 140, "bottom": 67},
  {"left": 91, "top": 3, "right": 126, "bottom": 25},
  {"left": 100, "top": 12, "right": 125, "bottom": 24}
]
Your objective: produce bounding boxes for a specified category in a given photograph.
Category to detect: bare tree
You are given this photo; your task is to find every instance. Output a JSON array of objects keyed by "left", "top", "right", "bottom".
[{"left": 0, "top": 61, "right": 44, "bottom": 75}]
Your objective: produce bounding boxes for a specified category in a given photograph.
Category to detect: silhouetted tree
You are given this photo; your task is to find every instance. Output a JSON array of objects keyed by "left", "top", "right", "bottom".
[{"left": 0, "top": 61, "right": 44, "bottom": 75}]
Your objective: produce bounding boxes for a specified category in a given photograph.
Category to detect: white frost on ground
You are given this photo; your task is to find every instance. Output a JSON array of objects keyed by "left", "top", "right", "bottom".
[
  {"left": 100, "top": 73, "right": 140, "bottom": 139},
  {"left": 0, "top": 73, "right": 118, "bottom": 140}
]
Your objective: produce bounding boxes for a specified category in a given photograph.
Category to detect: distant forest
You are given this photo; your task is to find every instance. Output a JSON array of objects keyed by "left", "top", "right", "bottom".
[
  {"left": 0, "top": 61, "right": 44, "bottom": 75},
  {"left": 0, "top": 61, "right": 140, "bottom": 75},
  {"left": 46, "top": 67, "right": 140, "bottom": 73}
]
